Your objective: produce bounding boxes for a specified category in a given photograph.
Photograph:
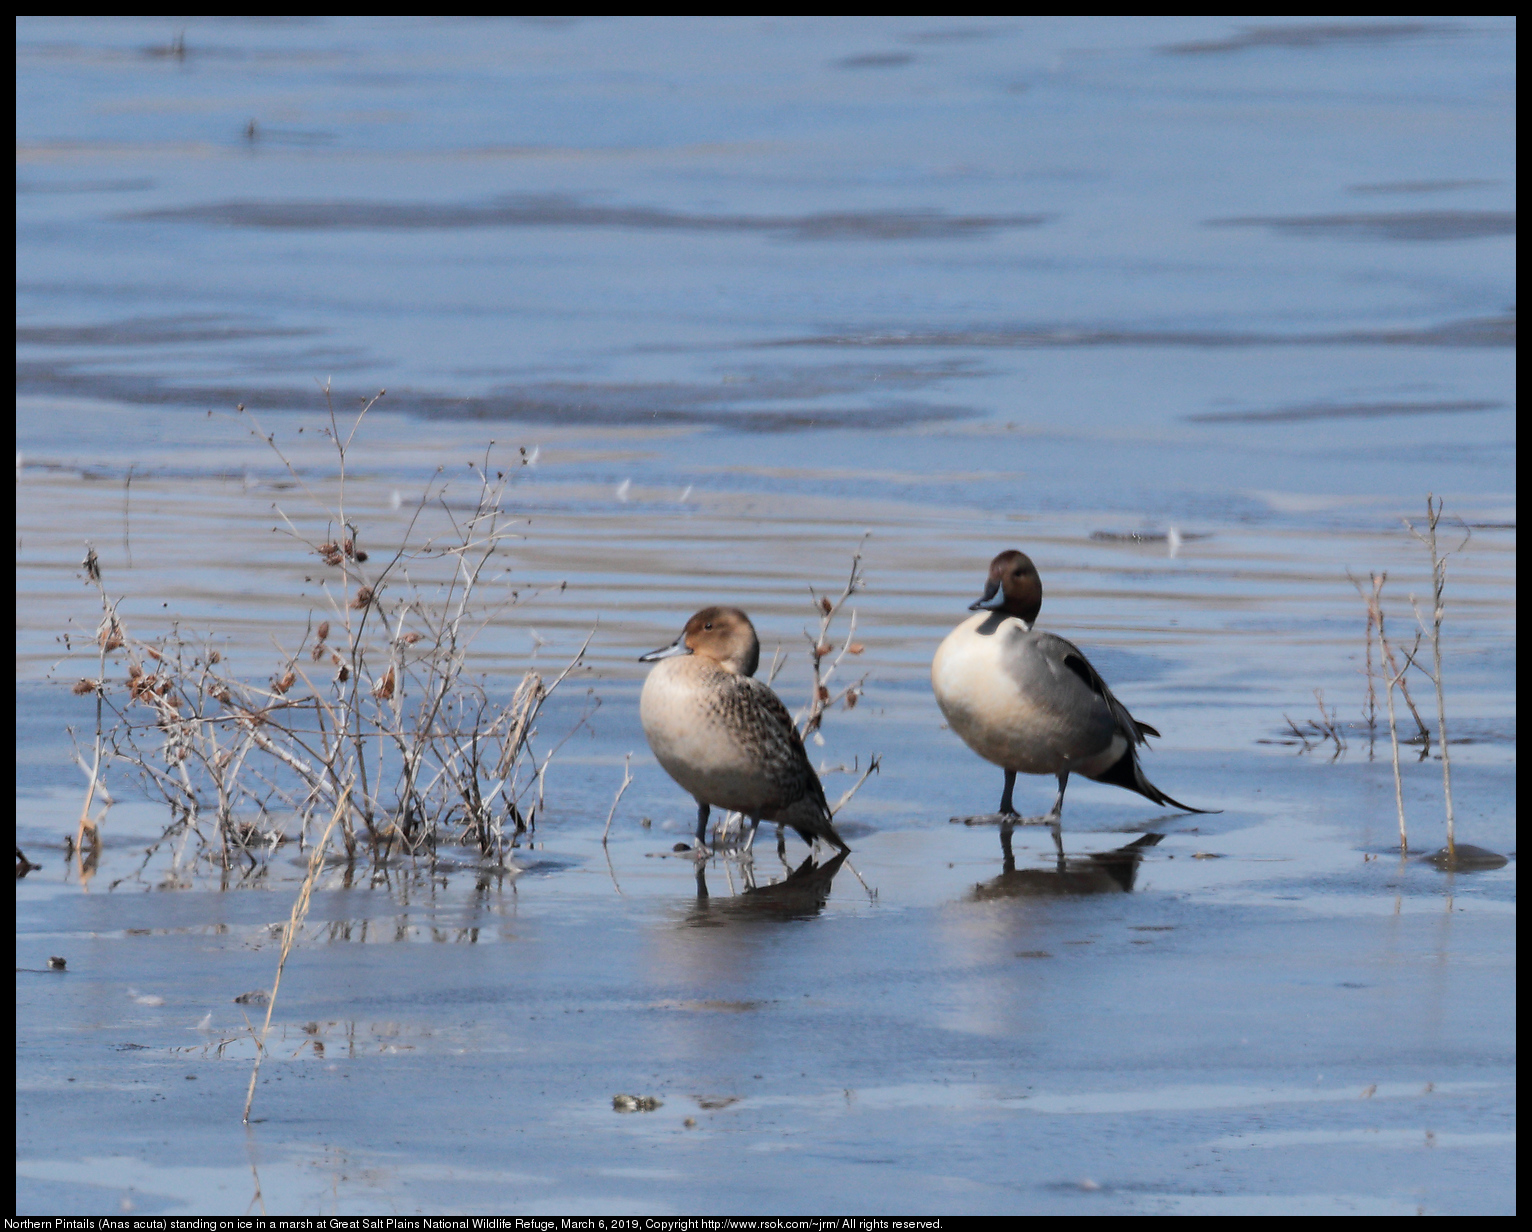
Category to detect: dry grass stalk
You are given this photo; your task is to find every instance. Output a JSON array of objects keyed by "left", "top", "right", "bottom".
[
  {"left": 601, "top": 752, "right": 634, "bottom": 845},
  {"left": 1403, "top": 495, "right": 1470, "bottom": 864},
  {"left": 1365, "top": 572, "right": 1421, "bottom": 853},
  {"left": 1347, "top": 570, "right": 1383, "bottom": 755},
  {"left": 1282, "top": 690, "right": 1347, "bottom": 759},
  {"left": 242, "top": 788, "right": 348, "bottom": 1123}
]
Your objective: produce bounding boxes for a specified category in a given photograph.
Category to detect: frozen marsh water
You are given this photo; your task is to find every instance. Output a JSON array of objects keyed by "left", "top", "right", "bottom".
[{"left": 16, "top": 16, "right": 1515, "bottom": 1215}]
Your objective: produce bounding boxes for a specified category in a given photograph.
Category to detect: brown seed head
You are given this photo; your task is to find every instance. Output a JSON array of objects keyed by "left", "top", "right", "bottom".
[
  {"left": 72, "top": 679, "right": 98, "bottom": 696},
  {"left": 846, "top": 642, "right": 864, "bottom": 654},
  {"left": 814, "top": 642, "right": 833, "bottom": 658},
  {"left": 316, "top": 621, "right": 330, "bottom": 642},
  {"left": 350, "top": 586, "right": 374, "bottom": 610},
  {"left": 819, "top": 596, "right": 833, "bottom": 614},
  {"left": 208, "top": 651, "right": 221, "bottom": 665},
  {"left": 816, "top": 684, "right": 831, "bottom": 702}
]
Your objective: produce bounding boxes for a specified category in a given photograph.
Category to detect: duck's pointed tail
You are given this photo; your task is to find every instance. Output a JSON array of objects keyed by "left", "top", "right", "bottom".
[
  {"left": 781, "top": 792, "right": 853, "bottom": 852},
  {"left": 1090, "top": 746, "right": 1218, "bottom": 815}
]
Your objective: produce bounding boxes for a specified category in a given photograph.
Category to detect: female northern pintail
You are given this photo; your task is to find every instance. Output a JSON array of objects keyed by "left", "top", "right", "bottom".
[
  {"left": 932, "top": 549, "right": 1210, "bottom": 829},
  {"left": 640, "top": 606, "right": 850, "bottom": 854}
]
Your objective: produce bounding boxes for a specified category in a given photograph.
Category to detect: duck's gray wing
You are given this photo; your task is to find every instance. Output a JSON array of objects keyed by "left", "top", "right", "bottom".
[
  {"left": 1034, "top": 634, "right": 1214, "bottom": 814},
  {"left": 1037, "top": 632, "right": 1158, "bottom": 747},
  {"left": 1002, "top": 630, "right": 1135, "bottom": 759}
]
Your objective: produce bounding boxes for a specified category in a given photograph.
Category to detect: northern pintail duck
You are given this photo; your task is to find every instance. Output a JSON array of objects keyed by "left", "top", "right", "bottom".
[
  {"left": 640, "top": 606, "right": 850, "bottom": 854},
  {"left": 932, "top": 550, "right": 1209, "bottom": 829}
]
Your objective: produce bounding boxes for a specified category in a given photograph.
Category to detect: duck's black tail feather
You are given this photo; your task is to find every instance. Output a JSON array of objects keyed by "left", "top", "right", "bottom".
[
  {"left": 1090, "top": 746, "right": 1218, "bottom": 814},
  {"left": 781, "top": 790, "right": 853, "bottom": 852}
]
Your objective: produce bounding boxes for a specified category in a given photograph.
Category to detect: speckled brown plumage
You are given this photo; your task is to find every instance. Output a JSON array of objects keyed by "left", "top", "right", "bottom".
[{"left": 640, "top": 607, "right": 849, "bottom": 852}]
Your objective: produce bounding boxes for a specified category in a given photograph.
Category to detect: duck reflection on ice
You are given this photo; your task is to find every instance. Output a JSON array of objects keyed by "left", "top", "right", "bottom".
[
  {"left": 971, "top": 831, "right": 1163, "bottom": 900},
  {"left": 685, "top": 851, "right": 848, "bottom": 925}
]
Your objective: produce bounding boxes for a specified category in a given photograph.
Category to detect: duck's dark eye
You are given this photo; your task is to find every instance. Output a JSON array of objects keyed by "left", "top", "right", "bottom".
[{"left": 703, "top": 622, "right": 713, "bottom": 630}]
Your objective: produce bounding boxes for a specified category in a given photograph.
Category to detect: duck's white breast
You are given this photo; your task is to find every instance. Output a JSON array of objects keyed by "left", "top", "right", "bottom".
[
  {"left": 931, "top": 612, "right": 1075, "bottom": 774},
  {"left": 639, "top": 658, "right": 778, "bottom": 814}
]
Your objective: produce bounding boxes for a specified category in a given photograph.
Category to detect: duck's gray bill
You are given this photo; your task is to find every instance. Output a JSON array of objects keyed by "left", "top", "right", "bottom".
[
  {"left": 639, "top": 634, "right": 692, "bottom": 662},
  {"left": 968, "top": 580, "right": 1005, "bottom": 611}
]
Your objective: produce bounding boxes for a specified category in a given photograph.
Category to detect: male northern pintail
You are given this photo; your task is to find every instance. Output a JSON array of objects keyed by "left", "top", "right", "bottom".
[
  {"left": 932, "top": 549, "right": 1210, "bottom": 829},
  {"left": 640, "top": 606, "right": 850, "bottom": 854}
]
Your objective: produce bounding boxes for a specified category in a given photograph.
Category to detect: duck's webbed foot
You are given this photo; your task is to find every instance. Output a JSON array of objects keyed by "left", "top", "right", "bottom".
[
  {"left": 951, "top": 772, "right": 1068, "bottom": 828},
  {"left": 950, "top": 811, "right": 1022, "bottom": 827}
]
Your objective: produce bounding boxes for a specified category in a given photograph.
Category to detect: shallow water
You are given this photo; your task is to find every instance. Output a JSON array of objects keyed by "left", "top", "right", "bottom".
[{"left": 15, "top": 16, "right": 1516, "bottom": 1216}]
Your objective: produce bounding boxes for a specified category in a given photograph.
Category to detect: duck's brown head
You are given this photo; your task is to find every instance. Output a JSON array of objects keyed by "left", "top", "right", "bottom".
[
  {"left": 639, "top": 606, "right": 760, "bottom": 676},
  {"left": 968, "top": 549, "right": 1043, "bottom": 624}
]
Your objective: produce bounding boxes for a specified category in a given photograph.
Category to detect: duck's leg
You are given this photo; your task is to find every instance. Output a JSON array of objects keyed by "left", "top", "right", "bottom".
[
  {"left": 694, "top": 801, "right": 710, "bottom": 848},
  {"left": 776, "top": 823, "right": 787, "bottom": 860},
  {"left": 952, "top": 769, "right": 1024, "bottom": 826},
  {"left": 1014, "top": 773, "right": 1069, "bottom": 826},
  {"left": 954, "top": 771, "right": 1070, "bottom": 827},
  {"left": 743, "top": 816, "right": 762, "bottom": 853}
]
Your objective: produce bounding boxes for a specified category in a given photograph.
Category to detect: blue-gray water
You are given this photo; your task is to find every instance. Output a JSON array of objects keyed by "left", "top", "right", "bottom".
[{"left": 16, "top": 16, "right": 1515, "bottom": 1216}]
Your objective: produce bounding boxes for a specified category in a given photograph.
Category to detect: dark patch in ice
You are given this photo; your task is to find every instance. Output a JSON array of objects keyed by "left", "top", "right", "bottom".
[
  {"left": 16, "top": 358, "right": 977, "bottom": 433},
  {"left": 17, "top": 314, "right": 318, "bottom": 348},
  {"left": 1422, "top": 845, "right": 1510, "bottom": 871},
  {"left": 1186, "top": 399, "right": 1505, "bottom": 424},
  {"left": 1349, "top": 179, "right": 1501, "bottom": 196},
  {"left": 1090, "top": 529, "right": 1212, "bottom": 542},
  {"left": 902, "top": 26, "right": 1010, "bottom": 44},
  {"left": 239, "top": 124, "right": 335, "bottom": 148},
  {"left": 513, "top": 856, "right": 582, "bottom": 875},
  {"left": 1208, "top": 211, "right": 1515, "bottom": 242},
  {"left": 836, "top": 52, "right": 916, "bottom": 69},
  {"left": 1162, "top": 22, "right": 1457, "bottom": 55},
  {"left": 125, "top": 194, "right": 1048, "bottom": 241},
  {"left": 16, "top": 178, "right": 155, "bottom": 195},
  {"left": 761, "top": 313, "right": 1516, "bottom": 350}
]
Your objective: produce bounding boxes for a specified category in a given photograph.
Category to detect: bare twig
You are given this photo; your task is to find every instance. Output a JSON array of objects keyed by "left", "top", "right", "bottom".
[
  {"left": 243, "top": 787, "right": 348, "bottom": 1123},
  {"left": 830, "top": 753, "right": 881, "bottom": 816},
  {"left": 1369, "top": 574, "right": 1411, "bottom": 853},
  {"left": 1404, "top": 495, "right": 1469, "bottom": 863},
  {"left": 601, "top": 753, "right": 634, "bottom": 845},
  {"left": 57, "top": 404, "right": 594, "bottom": 879},
  {"left": 796, "top": 534, "right": 870, "bottom": 741}
]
